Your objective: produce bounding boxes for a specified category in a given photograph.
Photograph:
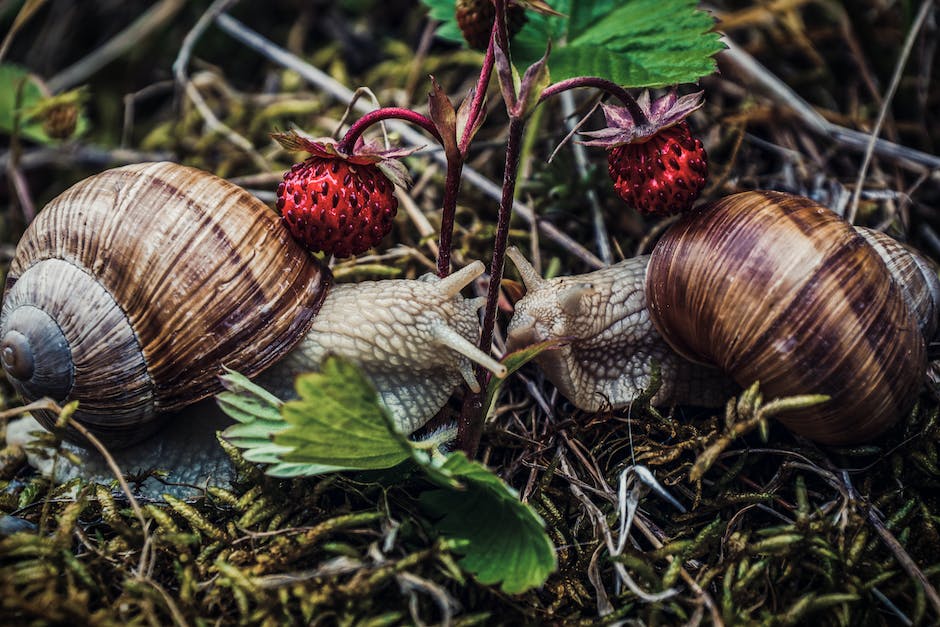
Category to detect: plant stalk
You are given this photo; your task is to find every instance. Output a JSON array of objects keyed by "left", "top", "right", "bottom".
[
  {"left": 337, "top": 107, "right": 441, "bottom": 154},
  {"left": 457, "top": 115, "right": 526, "bottom": 456},
  {"left": 436, "top": 159, "right": 464, "bottom": 276},
  {"left": 539, "top": 76, "right": 648, "bottom": 125},
  {"left": 458, "top": 26, "right": 496, "bottom": 156},
  {"left": 438, "top": 24, "right": 497, "bottom": 276}
]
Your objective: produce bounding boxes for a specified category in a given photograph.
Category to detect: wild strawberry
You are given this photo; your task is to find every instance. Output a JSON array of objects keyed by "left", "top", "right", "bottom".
[
  {"left": 582, "top": 90, "right": 709, "bottom": 216},
  {"left": 273, "top": 131, "right": 413, "bottom": 258},
  {"left": 607, "top": 122, "right": 707, "bottom": 216},
  {"left": 455, "top": 0, "right": 527, "bottom": 50}
]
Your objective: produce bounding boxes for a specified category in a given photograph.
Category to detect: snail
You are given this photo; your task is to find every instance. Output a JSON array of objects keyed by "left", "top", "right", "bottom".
[
  {"left": 507, "top": 191, "right": 940, "bottom": 445},
  {"left": 0, "top": 162, "right": 507, "bottom": 449}
]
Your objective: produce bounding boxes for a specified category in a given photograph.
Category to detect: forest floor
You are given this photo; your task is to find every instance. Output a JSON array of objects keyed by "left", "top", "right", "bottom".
[{"left": 1, "top": 1, "right": 939, "bottom": 625}]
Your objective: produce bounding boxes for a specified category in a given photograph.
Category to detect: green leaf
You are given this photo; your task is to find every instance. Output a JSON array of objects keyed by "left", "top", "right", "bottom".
[
  {"left": 420, "top": 0, "right": 465, "bottom": 44},
  {"left": 483, "top": 338, "right": 567, "bottom": 418},
  {"left": 217, "top": 370, "right": 291, "bottom": 462},
  {"left": 215, "top": 361, "right": 556, "bottom": 594},
  {"left": 421, "top": 0, "right": 723, "bottom": 87},
  {"left": 273, "top": 357, "right": 414, "bottom": 472},
  {"left": 421, "top": 452, "right": 557, "bottom": 594},
  {"left": 0, "top": 63, "right": 88, "bottom": 143}
]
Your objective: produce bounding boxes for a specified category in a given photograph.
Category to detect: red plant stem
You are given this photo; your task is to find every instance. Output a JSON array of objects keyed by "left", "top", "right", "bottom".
[
  {"left": 457, "top": 115, "right": 525, "bottom": 456},
  {"left": 539, "top": 77, "right": 648, "bottom": 126},
  {"left": 436, "top": 159, "right": 464, "bottom": 276},
  {"left": 457, "top": 27, "right": 496, "bottom": 156},
  {"left": 493, "top": 0, "right": 510, "bottom": 54},
  {"left": 437, "top": 24, "right": 497, "bottom": 277},
  {"left": 337, "top": 107, "right": 441, "bottom": 153}
]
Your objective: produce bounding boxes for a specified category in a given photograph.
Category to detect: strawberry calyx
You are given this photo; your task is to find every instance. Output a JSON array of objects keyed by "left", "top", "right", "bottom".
[
  {"left": 272, "top": 129, "right": 415, "bottom": 189},
  {"left": 580, "top": 90, "right": 704, "bottom": 148}
]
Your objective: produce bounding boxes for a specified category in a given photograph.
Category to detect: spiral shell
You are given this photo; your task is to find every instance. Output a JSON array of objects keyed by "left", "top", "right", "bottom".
[
  {"left": 645, "top": 191, "right": 929, "bottom": 444},
  {"left": 0, "top": 162, "right": 329, "bottom": 447}
]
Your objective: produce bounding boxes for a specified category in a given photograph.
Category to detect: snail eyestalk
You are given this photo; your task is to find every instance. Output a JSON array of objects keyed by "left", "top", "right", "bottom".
[
  {"left": 433, "top": 325, "right": 508, "bottom": 382},
  {"left": 506, "top": 246, "right": 546, "bottom": 290},
  {"left": 437, "top": 260, "right": 485, "bottom": 298}
]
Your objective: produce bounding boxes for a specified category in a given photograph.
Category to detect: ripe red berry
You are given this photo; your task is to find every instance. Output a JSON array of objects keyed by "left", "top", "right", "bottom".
[
  {"left": 277, "top": 156, "right": 398, "bottom": 258},
  {"left": 606, "top": 122, "right": 707, "bottom": 216}
]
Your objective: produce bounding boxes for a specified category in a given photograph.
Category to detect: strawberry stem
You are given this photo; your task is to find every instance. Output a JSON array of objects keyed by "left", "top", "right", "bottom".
[
  {"left": 457, "top": 24, "right": 496, "bottom": 156},
  {"left": 438, "top": 22, "right": 497, "bottom": 277},
  {"left": 437, "top": 159, "right": 464, "bottom": 276},
  {"left": 457, "top": 115, "right": 525, "bottom": 456},
  {"left": 493, "top": 0, "right": 512, "bottom": 56},
  {"left": 539, "top": 77, "right": 649, "bottom": 126},
  {"left": 337, "top": 107, "right": 441, "bottom": 154}
]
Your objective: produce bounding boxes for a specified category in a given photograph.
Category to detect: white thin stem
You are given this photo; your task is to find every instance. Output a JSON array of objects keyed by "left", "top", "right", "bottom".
[{"left": 720, "top": 35, "right": 940, "bottom": 172}]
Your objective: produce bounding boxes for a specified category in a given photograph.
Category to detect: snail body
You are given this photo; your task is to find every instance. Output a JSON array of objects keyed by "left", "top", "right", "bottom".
[
  {"left": 0, "top": 162, "right": 503, "bottom": 448},
  {"left": 508, "top": 191, "right": 939, "bottom": 445}
]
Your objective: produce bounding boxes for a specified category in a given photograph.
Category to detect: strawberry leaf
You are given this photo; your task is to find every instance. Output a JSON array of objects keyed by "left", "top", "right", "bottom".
[
  {"left": 217, "top": 371, "right": 342, "bottom": 476},
  {"left": 519, "top": 0, "right": 723, "bottom": 86},
  {"left": 216, "top": 360, "right": 557, "bottom": 593},
  {"left": 421, "top": 452, "right": 557, "bottom": 594},
  {"left": 420, "top": 0, "right": 723, "bottom": 87},
  {"left": 273, "top": 357, "right": 414, "bottom": 471}
]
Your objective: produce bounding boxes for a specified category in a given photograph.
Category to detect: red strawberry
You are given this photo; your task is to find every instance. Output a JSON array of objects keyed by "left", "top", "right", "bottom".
[
  {"left": 272, "top": 131, "right": 413, "bottom": 258},
  {"left": 277, "top": 158, "right": 397, "bottom": 258},
  {"left": 607, "top": 122, "right": 707, "bottom": 216},
  {"left": 582, "top": 90, "right": 709, "bottom": 216},
  {"left": 455, "top": 0, "right": 527, "bottom": 50}
]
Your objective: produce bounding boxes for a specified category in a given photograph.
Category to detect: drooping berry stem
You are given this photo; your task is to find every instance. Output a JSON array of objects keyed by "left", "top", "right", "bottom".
[
  {"left": 539, "top": 77, "right": 649, "bottom": 126},
  {"left": 457, "top": 115, "right": 525, "bottom": 456},
  {"left": 337, "top": 107, "right": 441, "bottom": 154}
]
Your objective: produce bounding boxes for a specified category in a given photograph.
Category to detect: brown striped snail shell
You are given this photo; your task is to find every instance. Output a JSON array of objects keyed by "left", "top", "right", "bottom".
[
  {"left": 0, "top": 162, "right": 330, "bottom": 447},
  {"left": 646, "top": 191, "right": 934, "bottom": 444},
  {"left": 0, "top": 162, "right": 504, "bottom": 448},
  {"left": 508, "top": 191, "right": 938, "bottom": 445}
]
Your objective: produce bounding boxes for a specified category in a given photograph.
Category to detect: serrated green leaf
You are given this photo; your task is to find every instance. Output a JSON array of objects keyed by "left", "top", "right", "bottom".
[
  {"left": 238, "top": 442, "right": 295, "bottom": 464},
  {"left": 218, "top": 372, "right": 292, "bottom": 466},
  {"left": 219, "top": 369, "right": 286, "bottom": 407},
  {"left": 526, "top": 0, "right": 722, "bottom": 86},
  {"left": 272, "top": 357, "right": 413, "bottom": 472},
  {"left": 222, "top": 422, "right": 288, "bottom": 443},
  {"left": 422, "top": 0, "right": 722, "bottom": 87},
  {"left": 216, "top": 392, "right": 283, "bottom": 425},
  {"left": 421, "top": 452, "right": 557, "bottom": 594}
]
